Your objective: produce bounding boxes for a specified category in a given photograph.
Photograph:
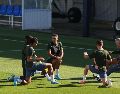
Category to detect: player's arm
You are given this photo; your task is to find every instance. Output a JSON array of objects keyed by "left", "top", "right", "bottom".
[
  {"left": 56, "top": 48, "right": 64, "bottom": 61},
  {"left": 106, "top": 59, "right": 112, "bottom": 63},
  {"left": 93, "top": 58, "right": 97, "bottom": 65},
  {"left": 26, "top": 47, "right": 34, "bottom": 62},
  {"left": 111, "top": 50, "right": 120, "bottom": 54},
  {"left": 26, "top": 48, "right": 41, "bottom": 62},
  {"left": 58, "top": 46, "right": 64, "bottom": 59},
  {"left": 57, "top": 42, "right": 64, "bottom": 59},
  {"left": 27, "top": 55, "right": 45, "bottom": 62},
  {"left": 93, "top": 59, "right": 99, "bottom": 69},
  {"left": 106, "top": 53, "right": 112, "bottom": 62},
  {"left": 27, "top": 56, "right": 34, "bottom": 62},
  {"left": 84, "top": 51, "right": 95, "bottom": 59},
  {"left": 47, "top": 43, "right": 57, "bottom": 58},
  {"left": 48, "top": 49, "right": 57, "bottom": 58}
]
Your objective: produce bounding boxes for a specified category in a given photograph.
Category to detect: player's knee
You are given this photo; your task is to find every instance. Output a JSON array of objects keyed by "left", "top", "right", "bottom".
[
  {"left": 25, "top": 77, "right": 31, "bottom": 83},
  {"left": 85, "top": 65, "right": 89, "bottom": 69},
  {"left": 47, "top": 63, "right": 53, "bottom": 70}
]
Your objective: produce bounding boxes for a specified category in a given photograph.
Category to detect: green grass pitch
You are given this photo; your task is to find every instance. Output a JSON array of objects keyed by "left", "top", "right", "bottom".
[{"left": 0, "top": 27, "right": 119, "bottom": 94}]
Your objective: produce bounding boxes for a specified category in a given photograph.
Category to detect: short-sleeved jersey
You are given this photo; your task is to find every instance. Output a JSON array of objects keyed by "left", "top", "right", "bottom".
[
  {"left": 89, "top": 49, "right": 111, "bottom": 68},
  {"left": 112, "top": 49, "right": 120, "bottom": 54},
  {"left": 22, "top": 45, "right": 29, "bottom": 64},
  {"left": 47, "top": 42, "right": 63, "bottom": 56},
  {"left": 23, "top": 45, "right": 36, "bottom": 68}
]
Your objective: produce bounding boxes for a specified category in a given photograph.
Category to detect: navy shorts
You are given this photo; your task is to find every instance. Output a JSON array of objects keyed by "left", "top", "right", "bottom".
[
  {"left": 26, "top": 63, "right": 46, "bottom": 77},
  {"left": 107, "top": 63, "right": 120, "bottom": 76},
  {"left": 89, "top": 65, "right": 107, "bottom": 78}
]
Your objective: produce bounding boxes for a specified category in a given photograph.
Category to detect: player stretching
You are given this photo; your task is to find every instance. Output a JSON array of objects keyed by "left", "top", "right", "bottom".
[
  {"left": 80, "top": 40, "right": 112, "bottom": 88},
  {"left": 23, "top": 37, "right": 59, "bottom": 84}
]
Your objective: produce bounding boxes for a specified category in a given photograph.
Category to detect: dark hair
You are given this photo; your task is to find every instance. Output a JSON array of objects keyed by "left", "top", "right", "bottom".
[
  {"left": 52, "top": 34, "right": 58, "bottom": 37},
  {"left": 96, "top": 40, "right": 103, "bottom": 46},
  {"left": 25, "top": 35, "right": 33, "bottom": 40},
  {"left": 34, "top": 37, "right": 38, "bottom": 41},
  {"left": 29, "top": 37, "right": 38, "bottom": 45},
  {"left": 25, "top": 35, "right": 33, "bottom": 45}
]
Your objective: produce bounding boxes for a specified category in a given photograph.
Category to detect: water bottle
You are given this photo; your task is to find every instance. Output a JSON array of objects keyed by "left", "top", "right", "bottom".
[{"left": 14, "top": 77, "right": 17, "bottom": 86}]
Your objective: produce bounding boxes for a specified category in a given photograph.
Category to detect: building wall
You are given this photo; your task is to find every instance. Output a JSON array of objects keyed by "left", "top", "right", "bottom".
[
  {"left": 95, "top": 0, "right": 117, "bottom": 21},
  {"left": 117, "top": 0, "right": 120, "bottom": 17},
  {"left": 23, "top": 9, "right": 51, "bottom": 30},
  {"left": 52, "top": 0, "right": 119, "bottom": 21}
]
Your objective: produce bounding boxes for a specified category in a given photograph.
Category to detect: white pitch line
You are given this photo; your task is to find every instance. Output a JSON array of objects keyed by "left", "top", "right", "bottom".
[
  {"left": 78, "top": 48, "right": 84, "bottom": 50},
  {"left": 4, "top": 39, "right": 17, "bottom": 42},
  {"left": 2, "top": 38, "right": 93, "bottom": 51},
  {"left": 35, "top": 49, "right": 45, "bottom": 51},
  {"left": 69, "top": 47, "right": 77, "bottom": 49},
  {"left": 3, "top": 38, "right": 47, "bottom": 45},
  {"left": 0, "top": 49, "right": 45, "bottom": 53},
  {"left": 0, "top": 51, "right": 4, "bottom": 53}
]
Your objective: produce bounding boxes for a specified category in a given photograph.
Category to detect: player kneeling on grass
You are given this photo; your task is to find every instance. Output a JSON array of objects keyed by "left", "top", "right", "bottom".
[
  {"left": 94, "top": 38, "right": 120, "bottom": 80},
  {"left": 21, "top": 35, "right": 33, "bottom": 81},
  {"left": 23, "top": 37, "right": 59, "bottom": 85},
  {"left": 80, "top": 40, "right": 112, "bottom": 88},
  {"left": 106, "top": 38, "right": 120, "bottom": 76}
]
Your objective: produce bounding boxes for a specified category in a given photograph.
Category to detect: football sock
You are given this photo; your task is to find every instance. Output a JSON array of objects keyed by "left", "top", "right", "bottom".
[
  {"left": 51, "top": 75, "right": 55, "bottom": 82},
  {"left": 82, "top": 75, "right": 86, "bottom": 81},
  {"left": 55, "top": 69, "right": 59, "bottom": 75},
  {"left": 45, "top": 73, "right": 50, "bottom": 79}
]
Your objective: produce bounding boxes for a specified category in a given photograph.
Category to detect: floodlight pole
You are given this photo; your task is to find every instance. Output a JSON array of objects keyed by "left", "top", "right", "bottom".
[
  {"left": 8, "top": 0, "right": 11, "bottom": 5},
  {"left": 35, "top": 0, "right": 38, "bottom": 8},
  {"left": 83, "top": 0, "right": 91, "bottom": 37}
]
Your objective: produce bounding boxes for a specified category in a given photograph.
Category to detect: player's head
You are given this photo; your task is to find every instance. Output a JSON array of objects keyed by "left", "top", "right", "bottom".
[
  {"left": 96, "top": 40, "right": 103, "bottom": 47},
  {"left": 25, "top": 35, "right": 33, "bottom": 45},
  {"left": 51, "top": 34, "right": 58, "bottom": 43},
  {"left": 115, "top": 38, "right": 120, "bottom": 48},
  {"left": 29, "top": 37, "right": 38, "bottom": 47}
]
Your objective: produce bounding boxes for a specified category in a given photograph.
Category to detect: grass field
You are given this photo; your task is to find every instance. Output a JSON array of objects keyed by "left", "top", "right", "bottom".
[{"left": 0, "top": 27, "right": 119, "bottom": 94}]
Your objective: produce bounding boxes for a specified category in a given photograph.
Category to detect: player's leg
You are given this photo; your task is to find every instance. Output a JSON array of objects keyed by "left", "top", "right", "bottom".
[
  {"left": 44, "top": 63, "right": 59, "bottom": 84},
  {"left": 93, "top": 73, "right": 101, "bottom": 82},
  {"left": 41, "top": 58, "right": 53, "bottom": 76},
  {"left": 23, "top": 68, "right": 34, "bottom": 85},
  {"left": 25, "top": 76, "right": 32, "bottom": 83},
  {"left": 79, "top": 65, "right": 90, "bottom": 84},
  {"left": 41, "top": 68, "right": 47, "bottom": 77},
  {"left": 107, "top": 63, "right": 120, "bottom": 76},
  {"left": 22, "top": 64, "right": 26, "bottom": 80},
  {"left": 80, "top": 65, "right": 99, "bottom": 84},
  {"left": 106, "top": 58, "right": 118, "bottom": 69},
  {"left": 53, "top": 59, "right": 62, "bottom": 80},
  {"left": 99, "top": 72, "right": 112, "bottom": 88}
]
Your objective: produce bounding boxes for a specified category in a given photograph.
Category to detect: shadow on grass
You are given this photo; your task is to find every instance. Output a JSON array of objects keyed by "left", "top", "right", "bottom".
[
  {"left": 59, "top": 84, "right": 81, "bottom": 88},
  {"left": 36, "top": 83, "right": 82, "bottom": 89},
  {"left": 0, "top": 83, "right": 24, "bottom": 87},
  {"left": 0, "top": 84, "right": 13, "bottom": 87},
  {"left": 36, "top": 82, "right": 99, "bottom": 89},
  {"left": 32, "top": 76, "right": 45, "bottom": 80},
  {"left": 111, "top": 77, "right": 120, "bottom": 78},
  {"left": 0, "top": 79, "right": 9, "bottom": 83},
  {"left": 61, "top": 77, "right": 94, "bottom": 81}
]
